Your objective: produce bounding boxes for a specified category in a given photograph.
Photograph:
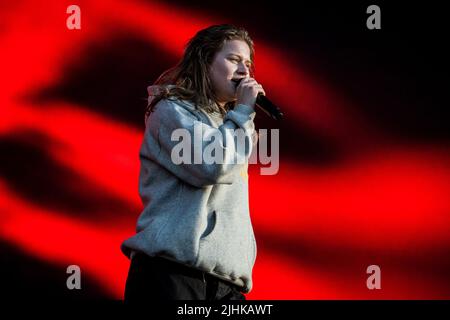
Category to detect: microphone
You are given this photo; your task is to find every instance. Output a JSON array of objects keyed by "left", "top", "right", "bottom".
[
  {"left": 232, "top": 79, "right": 284, "bottom": 120},
  {"left": 255, "top": 93, "right": 284, "bottom": 121}
]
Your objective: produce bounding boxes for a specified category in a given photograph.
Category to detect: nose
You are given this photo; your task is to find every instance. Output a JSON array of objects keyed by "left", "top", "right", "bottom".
[{"left": 236, "top": 62, "right": 249, "bottom": 76}]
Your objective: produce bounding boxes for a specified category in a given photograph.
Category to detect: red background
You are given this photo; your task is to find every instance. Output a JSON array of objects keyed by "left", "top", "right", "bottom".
[{"left": 1, "top": 0, "right": 449, "bottom": 300}]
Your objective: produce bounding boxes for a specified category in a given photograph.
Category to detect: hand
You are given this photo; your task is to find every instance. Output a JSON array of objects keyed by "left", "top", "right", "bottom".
[{"left": 235, "top": 77, "right": 265, "bottom": 108}]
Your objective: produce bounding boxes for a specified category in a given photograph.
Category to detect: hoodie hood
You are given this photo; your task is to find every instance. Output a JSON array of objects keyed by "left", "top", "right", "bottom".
[{"left": 145, "top": 85, "right": 175, "bottom": 125}]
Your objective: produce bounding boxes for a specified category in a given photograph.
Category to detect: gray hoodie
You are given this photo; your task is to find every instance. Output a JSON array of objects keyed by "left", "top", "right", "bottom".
[{"left": 121, "top": 92, "right": 258, "bottom": 292}]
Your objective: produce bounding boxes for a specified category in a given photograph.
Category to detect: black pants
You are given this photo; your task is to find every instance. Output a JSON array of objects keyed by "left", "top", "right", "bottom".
[{"left": 124, "top": 253, "right": 246, "bottom": 302}]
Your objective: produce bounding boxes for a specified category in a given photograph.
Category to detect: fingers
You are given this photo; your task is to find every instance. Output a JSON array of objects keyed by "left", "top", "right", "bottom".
[
  {"left": 255, "top": 84, "right": 265, "bottom": 96},
  {"left": 235, "top": 77, "right": 265, "bottom": 107},
  {"left": 238, "top": 78, "right": 265, "bottom": 96}
]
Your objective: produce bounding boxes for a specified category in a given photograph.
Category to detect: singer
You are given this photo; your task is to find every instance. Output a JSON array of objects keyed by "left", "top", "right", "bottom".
[{"left": 121, "top": 24, "right": 263, "bottom": 302}]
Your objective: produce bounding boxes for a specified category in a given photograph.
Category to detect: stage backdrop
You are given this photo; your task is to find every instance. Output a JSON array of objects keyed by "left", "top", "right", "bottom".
[{"left": 1, "top": 0, "right": 449, "bottom": 300}]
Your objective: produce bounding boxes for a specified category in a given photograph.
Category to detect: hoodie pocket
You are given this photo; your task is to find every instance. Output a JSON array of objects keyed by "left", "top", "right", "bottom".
[
  {"left": 196, "top": 210, "right": 250, "bottom": 278},
  {"left": 195, "top": 210, "right": 223, "bottom": 271},
  {"left": 200, "top": 210, "right": 217, "bottom": 240}
]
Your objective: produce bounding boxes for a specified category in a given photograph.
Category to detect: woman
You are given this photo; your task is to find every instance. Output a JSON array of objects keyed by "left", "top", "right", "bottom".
[{"left": 122, "top": 24, "right": 264, "bottom": 302}]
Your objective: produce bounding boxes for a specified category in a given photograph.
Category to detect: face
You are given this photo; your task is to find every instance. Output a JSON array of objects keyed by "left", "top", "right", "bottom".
[{"left": 208, "top": 39, "right": 252, "bottom": 106}]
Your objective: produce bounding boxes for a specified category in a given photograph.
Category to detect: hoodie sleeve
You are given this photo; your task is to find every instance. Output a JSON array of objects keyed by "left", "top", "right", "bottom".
[{"left": 141, "top": 98, "right": 256, "bottom": 188}]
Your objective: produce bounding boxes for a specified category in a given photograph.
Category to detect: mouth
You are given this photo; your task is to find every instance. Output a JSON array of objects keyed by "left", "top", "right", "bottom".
[{"left": 231, "top": 78, "right": 244, "bottom": 88}]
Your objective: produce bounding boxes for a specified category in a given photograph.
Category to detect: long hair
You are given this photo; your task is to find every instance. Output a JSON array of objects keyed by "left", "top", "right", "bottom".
[{"left": 145, "top": 24, "right": 255, "bottom": 118}]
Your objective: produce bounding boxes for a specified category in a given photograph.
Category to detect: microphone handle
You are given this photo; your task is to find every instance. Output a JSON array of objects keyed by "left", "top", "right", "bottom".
[{"left": 255, "top": 94, "right": 284, "bottom": 120}]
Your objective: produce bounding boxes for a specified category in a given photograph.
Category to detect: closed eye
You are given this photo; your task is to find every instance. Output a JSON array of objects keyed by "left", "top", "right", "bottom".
[{"left": 228, "top": 57, "right": 251, "bottom": 69}]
